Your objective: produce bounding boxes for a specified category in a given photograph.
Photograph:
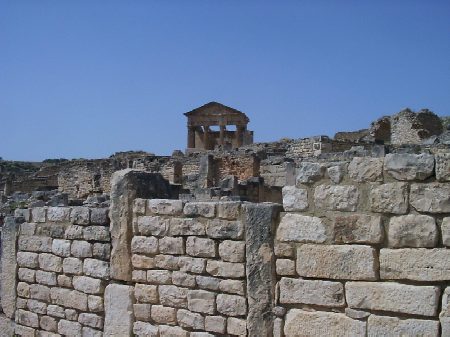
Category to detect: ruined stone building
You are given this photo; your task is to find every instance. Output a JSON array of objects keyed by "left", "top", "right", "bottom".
[{"left": 1, "top": 106, "right": 450, "bottom": 336}]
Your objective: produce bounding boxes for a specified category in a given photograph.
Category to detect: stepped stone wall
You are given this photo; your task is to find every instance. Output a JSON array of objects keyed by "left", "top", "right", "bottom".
[{"left": 1, "top": 150, "right": 450, "bottom": 336}]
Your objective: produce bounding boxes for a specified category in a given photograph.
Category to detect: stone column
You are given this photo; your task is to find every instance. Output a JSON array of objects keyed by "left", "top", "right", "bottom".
[
  {"left": 1, "top": 216, "right": 19, "bottom": 319},
  {"left": 203, "top": 126, "right": 209, "bottom": 150},
  {"left": 187, "top": 126, "right": 196, "bottom": 149},
  {"left": 236, "top": 126, "right": 245, "bottom": 147},
  {"left": 219, "top": 125, "right": 226, "bottom": 145}
]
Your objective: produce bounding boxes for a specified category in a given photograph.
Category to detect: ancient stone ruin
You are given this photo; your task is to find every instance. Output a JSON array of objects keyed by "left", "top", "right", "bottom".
[{"left": 1, "top": 105, "right": 450, "bottom": 336}]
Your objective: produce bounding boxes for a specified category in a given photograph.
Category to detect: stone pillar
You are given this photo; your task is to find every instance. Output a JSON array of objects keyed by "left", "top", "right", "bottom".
[
  {"left": 236, "top": 126, "right": 245, "bottom": 147},
  {"left": 1, "top": 216, "right": 19, "bottom": 319},
  {"left": 173, "top": 161, "right": 183, "bottom": 185},
  {"left": 242, "top": 203, "right": 282, "bottom": 337},
  {"left": 219, "top": 125, "right": 226, "bottom": 145},
  {"left": 198, "top": 154, "right": 214, "bottom": 188},
  {"left": 104, "top": 284, "right": 135, "bottom": 336},
  {"left": 109, "top": 169, "right": 171, "bottom": 281},
  {"left": 187, "top": 126, "right": 196, "bottom": 149},
  {"left": 203, "top": 126, "right": 209, "bottom": 150}
]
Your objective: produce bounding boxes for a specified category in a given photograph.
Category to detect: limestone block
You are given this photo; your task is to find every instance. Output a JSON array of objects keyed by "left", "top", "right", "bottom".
[
  {"left": 190, "top": 332, "right": 215, "bottom": 337},
  {"left": 35, "top": 271, "right": 57, "bottom": 286},
  {"left": 273, "top": 317, "right": 283, "bottom": 337},
  {"left": 158, "top": 325, "right": 188, "bottom": 337},
  {"left": 15, "top": 208, "right": 31, "bottom": 222},
  {"left": 83, "top": 226, "right": 109, "bottom": 242},
  {"left": 82, "top": 327, "right": 103, "bottom": 337},
  {"left": 20, "top": 222, "right": 35, "bottom": 236},
  {"left": 218, "top": 240, "right": 245, "bottom": 262},
  {"left": 17, "top": 282, "right": 31, "bottom": 299},
  {"left": 155, "top": 254, "right": 179, "bottom": 270},
  {"left": 17, "top": 309, "right": 39, "bottom": 328},
  {"left": 187, "top": 290, "right": 216, "bottom": 314},
  {"left": 327, "top": 164, "right": 346, "bottom": 184},
  {"left": 51, "top": 239, "right": 71, "bottom": 257},
  {"left": 38, "top": 254, "right": 62, "bottom": 272},
  {"left": 206, "top": 219, "right": 244, "bottom": 239},
  {"left": 370, "top": 182, "right": 408, "bottom": 214},
  {"left": 205, "top": 316, "right": 226, "bottom": 334},
  {"left": 380, "top": 248, "right": 450, "bottom": 281},
  {"left": 50, "top": 288, "right": 87, "bottom": 311},
  {"left": 178, "top": 257, "right": 205, "bottom": 274},
  {"left": 47, "top": 305, "right": 65, "bottom": 318},
  {"left": 169, "top": 218, "right": 205, "bottom": 236},
  {"left": 133, "top": 321, "right": 158, "bottom": 337},
  {"left": 62, "top": 257, "right": 82, "bottom": 275},
  {"left": 17, "top": 252, "right": 39, "bottom": 268},
  {"left": 18, "top": 236, "right": 52, "bottom": 253},
  {"left": 368, "top": 315, "right": 439, "bottom": 337},
  {"left": 195, "top": 276, "right": 220, "bottom": 291},
  {"left": 147, "top": 270, "right": 172, "bottom": 284},
  {"left": 40, "top": 315, "right": 57, "bottom": 332},
  {"left": 133, "top": 198, "right": 147, "bottom": 214},
  {"left": 90, "top": 207, "right": 109, "bottom": 225},
  {"left": 186, "top": 237, "right": 216, "bottom": 257},
  {"left": 18, "top": 268, "right": 35, "bottom": 283},
  {"left": 83, "top": 258, "right": 110, "bottom": 279},
  {"left": 27, "top": 299, "right": 47, "bottom": 314},
  {"left": 72, "top": 276, "right": 103, "bottom": 294},
  {"left": 137, "top": 216, "right": 168, "bottom": 236},
  {"left": 436, "top": 152, "right": 450, "bottom": 181},
  {"left": 384, "top": 153, "right": 434, "bottom": 181},
  {"left": 92, "top": 242, "right": 110, "bottom": 260},
  {"left": 132, "top": 254, "right": 155, "bottom": 269},
  {"left": 442, "top": 217, "right": 450, "bottom": 247},
  {"left": 410, "top": 183, "right": 450, "bottom": 213},
  {"left": 148, "top": 199, "right": 183, "bottom": 215},
  {"left": 88, "top": 295, "right": 103, "bottom": 313},
  {"left": 183, "top": 202, "right": 216, "bottom": 218},
  {"left": 47, "top": 207, "right": 70, "bottom": 222},
  {"left": 131, "top": 236, "right": 158, "bottom": 255},
  {"left": 134, "top": 303, "right": 151, "bottom": 322},
  {"left": 15, "top": 325, "right": 36, "bottom": 337},
  {"left": 314, "top": 185, "right": 359, "bottom": 211},
  {"left": 345, "top": 308, "right": 370, "bottom": 319},
  {"left": 274, "top": 243, "right": 294, "bottom": 257},
  {"left": 159, "top": 237, "right": 184, "bottom": 255},
  {"left": 296, "top": 162, "right": 325, "bottom": 184},
  {"left": 172, "top": 271, "right": 196, "bottom": 288},
  {"left": 276, "top": 259, "right": 296, "bottom": 276},
  {"left": 297, "top": 244, "right": 377, "bottom": 280},
  {"left": 217, "top": 294, "right": 247, "bottom": 316},
  {"left": 346, "top": 282, "right": 439, "bottom": 316},
  {"left": 334, "top": 214, "right": 383, "bottom": 244},
  {"left": 219, "top": 280, "right": 245, "bottom": 295},
  {"left": 348, "top": 157, "right": 383, "bottom": 182},
  {"left": 217, "top": 202, "right": 241, "bottom": 219},
  {"left": 284, "top": 309, "right": 366, "bottom": 336},
  {"left": 388, "top": 215, "right": 437, "bottom": 247},
  {"left": 277, "top": 213, "right": 328, "bottom": 243},
  {"left": 58, "top": 319, "right": 82, "bottom": 336},
  {"left": 227, "top": 317, "right": 247, "bottom": 336},
  {"left": 31, "top": 207, "right": 46, "bottom": 223},
  {"left": 70, "top": 207, "right": 90, "bottom": 225},
  {"left": 64, "top": 225, "right": 84, "bottom": 240},
  {"left": 282, "top": 186, "right": 308, "bottom": 211},
  {"left": 70, "top": 240, "right": 92, "bottom": 258},
  {"left": 279, "top": 277, "right": 344, "bottom": 307},
  {"left": 441, "top": 287, "right": 450, "bottom": 335},
  {"left": 176, "top": 309, "right": 204, "bottom": 329},
  {"left": 206, "top": 260, "right": 245, "bottom": 278},
  {"left": 158, "top": 285, "right": 188, "bottom": 308},
  {"left": 57, "top": 275, "right": 72, "bottom": 288},
  {"left": 151, "top": 305, "right": 176, "bottom": 324},
  {"left": 104, "top": 284, "right": 134, "bottom": 337},
  {"left": 78, "top": 313, "right": 103, "bottom": 329},
  {"left": 17, "top": 297, "right": 27, "bottom": 309}
]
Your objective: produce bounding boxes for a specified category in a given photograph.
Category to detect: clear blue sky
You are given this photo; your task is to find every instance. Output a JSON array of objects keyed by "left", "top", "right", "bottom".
[{"left": 1, "top": 1, "right": 449, "bottom": 161}]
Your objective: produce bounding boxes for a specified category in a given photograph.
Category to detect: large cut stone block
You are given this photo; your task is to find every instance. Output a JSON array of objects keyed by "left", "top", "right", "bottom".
[
  {"left": 387, "top": 215, "right": 437, "bottom": 248},
  {"left": 410, "top": 183, "right": 450, "bottom": 213},
  {"left": 348, "top": 157, "right": 383, "bottom": 182},
  {"left": 277, "top": 213, "right": 328, "bottom": 243},
  {"left": 314, "top": 185, "right": 359, "bottom": 211},
  {"left": 380, "top": 248, "right": 450, "bottom": 281},
  {"left": 368, "top": 315, "right": 439, "bottom": 337},
  {"left": 297, "top": 244, "right": 377, "bottom": 280},
  {"left": 284, "top": 309, "right": 366, "bottom": 336},
  {"left": 384, "top": 153, "right": 434, "bottom": 181},
  {"left": 370, "top": 182, "right": 409, "bottom": 214},
  {"left": 436, "top": 153, "right": 450, "bottom": 181},
  {"left": 282, "top": 186, "right": 308, "bottom": 211},
  {"left": 346, "top": 282, "right": 439, "bottom": 316},
  {"left": 104, "top": 284, "right": 134, "bottom": 336},
  {"left": 334, "top": 214, "right": 383, "bottom": 244}
]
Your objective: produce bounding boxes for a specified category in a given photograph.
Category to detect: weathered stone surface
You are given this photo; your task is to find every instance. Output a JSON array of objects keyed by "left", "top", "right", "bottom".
[
  {"left": 219, "top": 279, "right": 245, "bottom": 295},
  {"left": 20, "top": 222, "right": 35, "bottom": 236},
  {"left": 442, "top": 217, "right": 450, "bottom": 247},
  {"left": 17, "top": 251, "right": 38, "bottom": 269},
  {"left": 51, "top": 239, "right": 71, "bottom": 257},
  {"left": 17, "top": 309, "right": 39, "bottom": 328},
  {"left": 158, "top": 237, "right": 184, "bottom": 255},
  {"left": 195, "top": 276, "right": 220, "bottom": 291},
  {"left": 314, "top": 185, "right": 359, "bottom": 211},
  {"left": 154, "top": 254, "right": 179, "bottom": 270},
  {"left": 18, "top": 235, "right": 52, "bottom": 253},
  {"left": 50, "top": 288, "right": 87, "bottom": 311},
  {"left": 148, "top": 199, "right": 183, "bottom": 215},
  {"left": 183, "top": 202, "right": 216, "bottom": 218},
  {"left": 217, "top": 202, "right": 241, "bottom": 220},
  {"left": 134, "top": 303, "right": 151, "bottom": 322},
  {"left": 277, "top": 213, "right": 328, "bottom": 243},
  {"left": 58, "top": 319, "right": 82, "bottom": 336},
  {"left": 206, "top": 261, "right": 245, "bottom": 278},
  {"left": 72, "top": 276, "right": 103, "bottom": 294},
  {"left": 227, "top": 317, "right": 246, "bottom": 336},
  {"left": 436, "top": 152, "right": 450, "bottom": 181},
  {"left": 110, "top": 170, "right": 171, "bottom": 282},
  {"left": 83, "top": 226, "right": 109, "bottom": 242},
  {"left": 78, "top": 313, "right": 103, "bottom": 329},
  {"left": 132, "top": 254, "right": 155, "bottom": 269},
  {"left": 131, "top": 236, "right": 158, "bottom": 255},
  {"left": 134, "top": 283, "right": 158, "bottom": 303},
  {"left": 178, "top": 257, "right": 205, "bottom": 274},
  {"left": 47, "top": 305, "right": 65, "bottom": 318},
  {"left": 57, "top": 274, "right": 72, "bottom": 288},
  {"left": 35, "top": 270, "right": 57, "bottom": 286},
  {"left": 133, "top": 321, "right": 159, "bottom": 337},
  {"left": 380, "top": 248, "right": 450, "bottom": 281},
  {"left": 159, "top": 285, "right": 188, "bottom": 308},
  {"left": 441, "top": 287, "right": 450, "bottom": 335},
  {"left": 159, "top": 325, "right": 188, "bottom": 337},
  {"left": 410, "top": 183, "right": 450, "bottom": 213},
  {"left": 186, "top": 289, "right": 215, "bottom": 314},
  {"left": 334, "top": 214, "right": 383, "bottom": 244},
  {"left": 92, "top": 243, "right": 110, "bottom": 260},
  {"left": 151, "top": 305, "right": 177, "bottom": 324},
  {"left": 104, "top": 284, "right": 134, "bottom": 336},
  {"left": 15, "top": 324, "right": 36, "bottom": 337},
  {"left": 177, "top": 309, "right": 205, "bottom": 329},
  {"left": 31, "top": 207, "right": 46, "bottom": 223},
  {"left": 219, "top": 240, "right": 245, "bottom": 263},
  {"left": 64, "top": 225, "right": 84, "bottom": 240},
  {"left": 82, "top": 327, "right": 103, "bottom": 337},
  {"left": 327, "top": 164, "right": 346, "bottom": 184},
  {"left": 147, "top": 270, "right": 172, "bottom": 284},
  {"left": 296, "top": 162, "right": 325, "bottom": 184},
  {"left": 186, "top": 237, "right": 216, "bottom": 257},
  {"left": 206, "top": 219, "right": 243, "bottom": 239},
  {"left": 274, "top": 243, "right": 294, "bottom": 257},
  {"left": 205, "top": 316, "right": 226, "bottom": 334},
  {"left": 88, "top": 295, "right": 104, "bottom": 312},
  {"left": 18, "top": 268, "right": 35, "bottom": 283},
  {"left": 63, "top": 257, "right": 82, "bottom": 275},
  {"left": 276, "top": 259, "right": 296, "bottom": 276},
  {"left": 346, "top": 282, "right": 439, "bottom": 316},
  {"left": 282, "top": 186, "right": 308, "bottom": 211},
  {"left": 279, "top": 277, "right": 344, "bottom": 307},
  {"left": 169, "top": 218, "right": 205, "bottom": 236},
  {"left": 172, "top": 271, "right": 196, "bottom": 288},
  {"left": 348, "top": 157, "right": 383, "bottom": 182},
  {"left": 137, "top": 216, "right": 168, "bottom": 236},
  {"left": 29, "top": 284, "right": 50, "bottom": 302},
  {"left": 0, "top": 315, "right": 14, "bottom": 336},
  {"left": 384, "top": 153, "right": 434, "bottom": 181},
  {"left": 15, "top": 208, "right": 31, "bottom": 222},
  {"left": 90, "top": 207, "right": 109, "bottom": 225},
  {"left": 368, "top": 315, "right": 439, "bottom": 337},
  {"left": 345, "top": 308, "right": 370, "bottom": 319},
  {"left": 40, "top": 315, "right": 58, "bottom": 332},
  {"left": 70, "top": 207, "right": 90, "bottom": 225},
  {"left": 47, "top": 207, "right": 70, "bottom": 222},
  {"left": 71, "top": 240, "right": 92, "bottom": 258},
  {"left": 370, "top": 182, "right": 409, "bottom": 214},
  {"left": 83, "top": 259, "right": 110, "bottom": 279},
  {"left": 38, "top": 253, "right": 62, "bottom": 272},
  {"left": 297, "top": 244, "right": 377, "bottom": 280},
  {"left": 387, "top": 215, "right": 437, "bottom": 247}
]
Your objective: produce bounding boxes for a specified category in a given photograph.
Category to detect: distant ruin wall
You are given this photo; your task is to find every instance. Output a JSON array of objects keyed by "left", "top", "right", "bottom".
[{"left": 2, "top": 151, "right": 450, "bottom": 336}]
